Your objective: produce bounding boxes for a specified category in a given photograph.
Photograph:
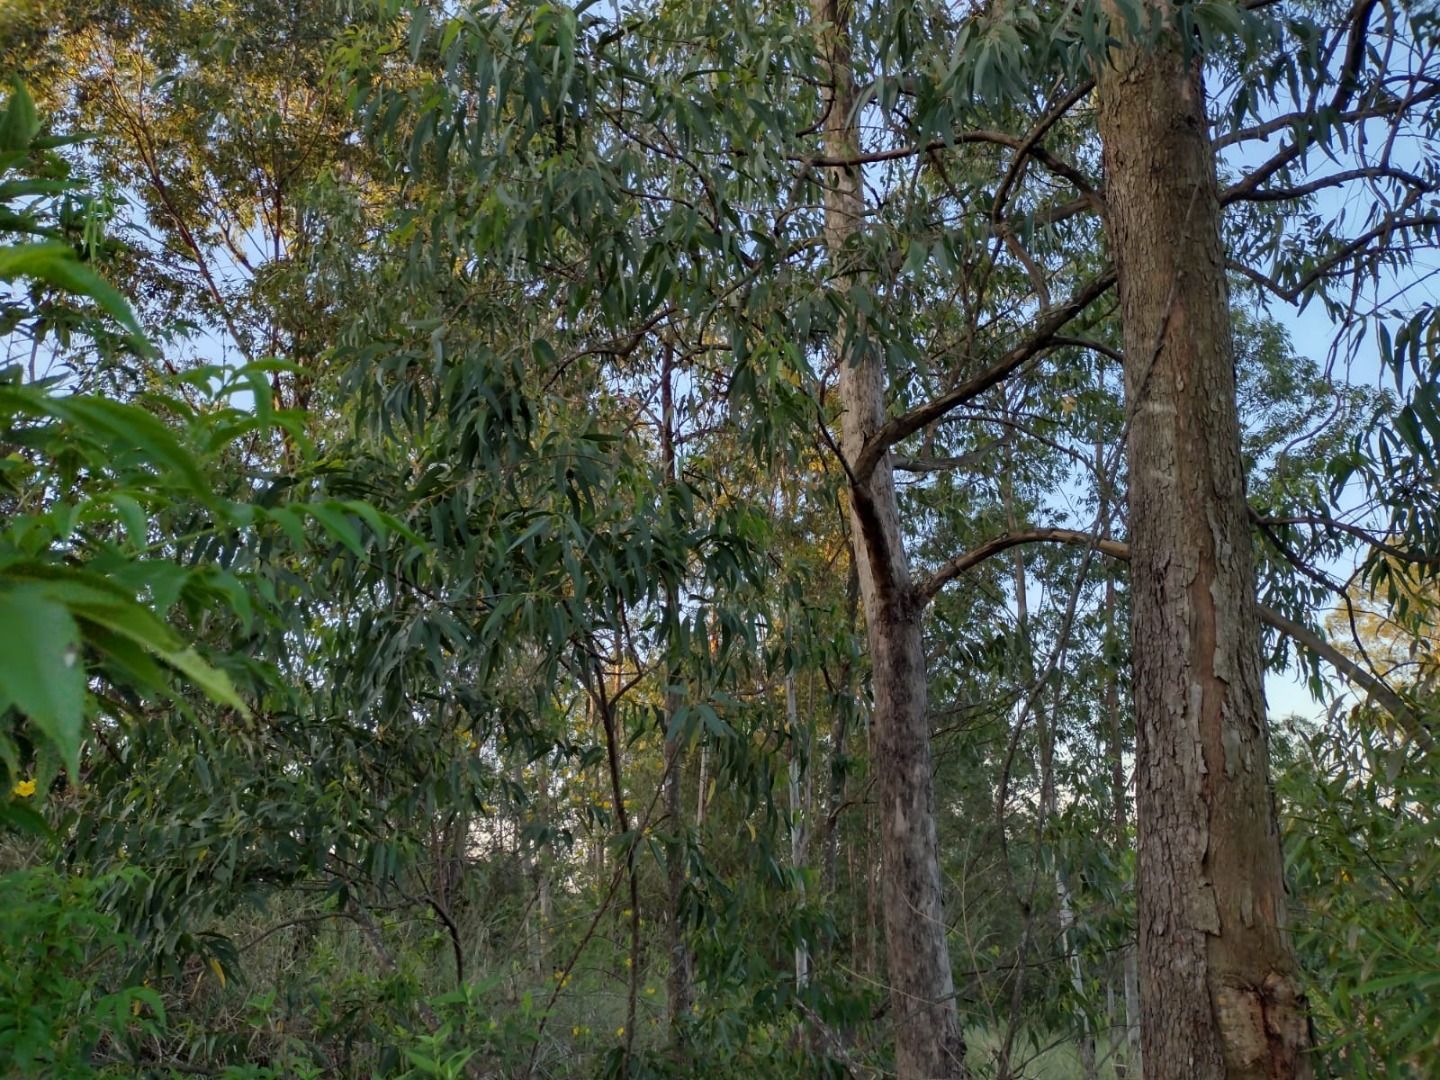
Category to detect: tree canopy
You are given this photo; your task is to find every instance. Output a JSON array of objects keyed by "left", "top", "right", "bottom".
[{"left": 2, "top": 1, "right": 1440, "bottom": 1077}]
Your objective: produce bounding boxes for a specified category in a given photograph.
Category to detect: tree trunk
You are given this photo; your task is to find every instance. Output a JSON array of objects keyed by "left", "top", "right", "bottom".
[
  {"left": 1094, "top": 6, "right": 1312, "bottom": 1076},
  {"left": 787, "top": 671, "right": 811, "bottom": 988},
  {"left": 1099, "top": 438, "right": 1142, "bottom": 1078},
  {"left": 1045, "top": 705, "right": 1096, "bottom": 1080},
  {"left": 821, "top": 559, "right": 859, "bottom": 897},
  {"left": 536, "top": 759, "right": 551, "bottom": 978},
  {"left": 811, "top": 2, "right": 965, "bottom": 1075},
  {"left": 660, "top": 350, "right": 694, "bottom": 1049}
]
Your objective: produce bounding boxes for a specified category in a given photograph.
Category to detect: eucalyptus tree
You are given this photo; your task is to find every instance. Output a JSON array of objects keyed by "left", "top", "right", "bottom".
[
  {"left": 1094, "top": 3, "right": 1314, "bottom": 1072},
  {"left": 1087, "top": 1, "right": 1440, "bottom": 1074},
  {"left": 342, "top": 2, "right": 1440, "bottom": 1074},
  {"left": 4, "top": 0, "right": 384, "bottom": 414},
  {"left": 10, "top": 0, "right": 1440, "bottom": 1076}
]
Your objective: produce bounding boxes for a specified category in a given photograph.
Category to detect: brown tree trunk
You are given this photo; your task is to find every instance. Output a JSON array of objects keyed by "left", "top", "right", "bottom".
[
  {"left": 1094, "top": 6, "right": 1312, "bottom": 1076},
  {"left": 811, "top": 2, "right": 965, "bottom": 1076}
]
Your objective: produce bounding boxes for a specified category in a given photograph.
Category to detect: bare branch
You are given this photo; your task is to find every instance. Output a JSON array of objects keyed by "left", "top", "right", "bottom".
[
  {"left": 794, "top": 127, "right": 1096, "bottom": 197},
  {"left": 1224, "top": 165, "right": 1436, "bottom": 206},
  {"left": 892, "top": 440, "right": 1006, "bottom": 473}
]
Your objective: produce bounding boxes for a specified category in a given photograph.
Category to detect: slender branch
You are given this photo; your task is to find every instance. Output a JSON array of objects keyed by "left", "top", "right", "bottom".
[
  {"left": 792, "top": 128, "right": 1095, "bottom": 196},
  {"left": 1252, "top": 511, "right": 1440, "bottom": 567},
  {"left": 1224, "top": 165, "right": 1435, "bottom": 206},
  {"left": 852, "top": 269, "right": 1116, "bottom": 483},
  {"left": 1048, "top": 335, "right": 1124, "bottom": 364},
  {"left": 992, "top": 80, "right": 1097, "bottom": 222},
  {"left": 1227, "top": 214, "right": 1440, "bottom": 305},
  {"left": 1260, "top": 607, "right": 1432, "bottom": 750},
  {"left": 892, "top": 440, "right": 1006, "bottom": 473},
  {"left": 919, "top": 528, "right": 1435, "bottom": 748},
  {"left": 916, "top": 528, "right": 1130, "bottom": 609},
  {"left": 1213, "top": 85, "right": 1440, "bottom": 151}
]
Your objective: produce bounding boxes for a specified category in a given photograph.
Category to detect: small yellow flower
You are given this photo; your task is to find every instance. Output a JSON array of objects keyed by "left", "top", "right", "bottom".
[
  {"left": 645, "top": 986, "right": 656, "bottom": 996},
  {"left": 616, "top": 1026, "right": 625, "bottom": 1038},
  {"left": 11, "top": 778, "right": 36, "bottom": 798}
]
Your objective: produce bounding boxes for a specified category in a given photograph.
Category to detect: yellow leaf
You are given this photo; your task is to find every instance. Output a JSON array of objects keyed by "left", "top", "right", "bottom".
[{"left": 208, "top": 957, "right": 227, "bottom": 988}]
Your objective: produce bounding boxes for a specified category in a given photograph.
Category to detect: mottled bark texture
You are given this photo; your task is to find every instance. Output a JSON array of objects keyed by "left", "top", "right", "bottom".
[
  {"left": 1094, "top": 5, "right": 1312, "bottom": 1077},
  {"left": 811, "top": 2, "right": 966, "bottom": 1076}
]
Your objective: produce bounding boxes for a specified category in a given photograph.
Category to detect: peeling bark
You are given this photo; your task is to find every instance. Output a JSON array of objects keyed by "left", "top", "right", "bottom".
[
  {"left": 1094, "top": 4, "right": 1312, "bottom": 1076},
  {"left": 811, "top": 1, "right": 966, "bottom": 1074}
]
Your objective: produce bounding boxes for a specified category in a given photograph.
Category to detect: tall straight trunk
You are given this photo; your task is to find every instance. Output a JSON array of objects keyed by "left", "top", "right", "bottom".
[
  {"left": 821, "top": 560, "right": 859, "bottom": 897},
  {"left": 811, "top": 3, "right": 965, "bottom": 1076},
  {"left": 536, "top": 760, "right": 551, "bottom": 978},
  {"left": 787, "top": 672, "right": 811, "bottom": 988},
  {"left": 1099, "top": 438, "right": 1142, "bottom": 1078},
  {"left": 660, "top": 350, "right": 693, "bottom": 1048},
  {"left": 1094, "top": 7, "right": 1311, "bottom": 1076},
  {"left": 1040, "top": 691, "right": 1096, "bottom": 1080}
]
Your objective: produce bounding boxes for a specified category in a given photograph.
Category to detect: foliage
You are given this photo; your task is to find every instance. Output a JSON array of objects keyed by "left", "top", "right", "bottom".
[
  {"left": 1281, "top": 721, "right": 1440, "bottom": 1077},
  {"left": 1, "top": 1, "right": 1439, "bottom": 1077},
  {"left": 0, "top": 79, "right": 251, "bottom": 785},
  {"left": 0, "top": 866, "right": 163, "bottom": 1078}
]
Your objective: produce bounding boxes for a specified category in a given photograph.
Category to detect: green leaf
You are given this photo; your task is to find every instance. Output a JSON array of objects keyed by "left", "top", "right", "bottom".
[
  {"left": 46, "top": 395, "right": 209, "bottom": 495},
  {"left": 0, "top": 799, "right": 50, "bottom": 838},
  {"left": 307, "top": 501, "right": 366, "bottom": 556},
  {"left": 6, "top": 565, "right": 247, "bottom": 715},
  {"left": 107, "top": 493, "right": 149, "bottom": 548},
  {"left": 0, "top": 241, "right": 149, "bottom": 349},
  {"left": 0, "top": 81, "right": 39, "bottom": 153},
  {"left": 0, "top": 586, "right": 85, "bottom": 772},
  {"left": 162, "top": 647, "right": 246, "bottom": 714}
]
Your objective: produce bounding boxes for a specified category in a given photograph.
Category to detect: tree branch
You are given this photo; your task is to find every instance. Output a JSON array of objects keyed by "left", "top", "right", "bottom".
[
  {"left": 917, "top": 528, "right": 1435, "bottom": 749},
  {"left": 852, "top": 269, "right": 1116, "bottom": 483},
  {"left": 793, "top": 127, "right": 1095, "bottom": 196},
  {"left": 1224, "top": 165, "right": 1435, "bottom": 206},
  {"left": 916, "top": 528, "right": 1129, "bottom": 609}
]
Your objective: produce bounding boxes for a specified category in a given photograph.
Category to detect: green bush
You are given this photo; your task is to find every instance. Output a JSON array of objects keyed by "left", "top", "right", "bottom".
[{"left": 0, "top": 867, "right": 162, "bottom": 1077}]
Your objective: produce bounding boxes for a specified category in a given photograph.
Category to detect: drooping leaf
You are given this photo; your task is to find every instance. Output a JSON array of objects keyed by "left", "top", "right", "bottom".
[{"left": 0, "top": 586, "right": 85, "bottom": 771}]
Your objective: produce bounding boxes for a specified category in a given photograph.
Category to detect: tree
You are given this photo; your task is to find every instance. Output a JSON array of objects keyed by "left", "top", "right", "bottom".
[
  {"left": 809, "top": 2, "right": 966, "bottom": 1074},
  {"left": 1094, "top": 1, "right": 1310, "bottom": 1073},
  {"left": 7, "top": 3, "right": 1440, "bottom": 1078}
]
